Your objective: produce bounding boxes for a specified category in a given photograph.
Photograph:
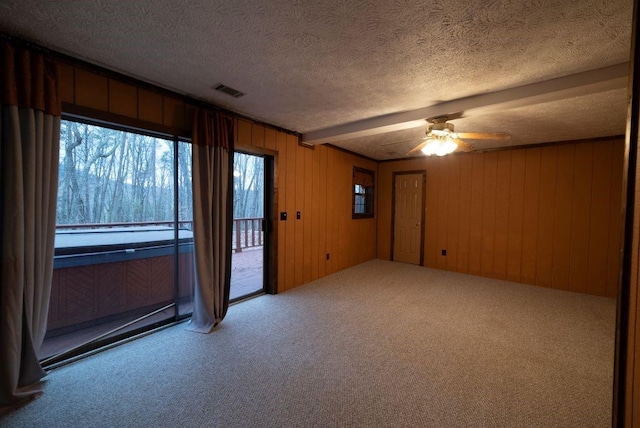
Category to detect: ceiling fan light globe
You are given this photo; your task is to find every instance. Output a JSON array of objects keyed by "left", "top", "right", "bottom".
[{"left": 421, "top": 138, "right": 458, "bottom": 156}]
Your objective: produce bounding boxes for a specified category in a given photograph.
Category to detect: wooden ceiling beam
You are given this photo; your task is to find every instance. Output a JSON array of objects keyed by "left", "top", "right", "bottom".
[{"left": 301, "top": 62, "right": 629, "bottom": 145}]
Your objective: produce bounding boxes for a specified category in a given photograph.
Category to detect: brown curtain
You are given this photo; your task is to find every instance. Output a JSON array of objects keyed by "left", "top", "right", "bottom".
[
  {"left": 186, "top": 109, "right": 234, "bottom": 333},
  {"left": 0, "top": 42, "right": 61, "bottom": 406},
  {"left": 353, "top": 169, "right": 374, "bottom": 188}
]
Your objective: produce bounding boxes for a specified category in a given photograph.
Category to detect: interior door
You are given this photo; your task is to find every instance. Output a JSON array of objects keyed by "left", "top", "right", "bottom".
[{"left": 393, "top": 173, "right": 424, "bottom": 265}]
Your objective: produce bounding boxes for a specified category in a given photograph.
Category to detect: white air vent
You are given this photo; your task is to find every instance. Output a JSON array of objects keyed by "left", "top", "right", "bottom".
[{"left": 213, "top": 83, "right": 245, "bottom": 98}]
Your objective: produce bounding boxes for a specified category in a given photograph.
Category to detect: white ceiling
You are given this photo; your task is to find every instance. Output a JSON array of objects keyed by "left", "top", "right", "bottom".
[{"left": 0, "top": 0, "right": 633, "bottom": 160}]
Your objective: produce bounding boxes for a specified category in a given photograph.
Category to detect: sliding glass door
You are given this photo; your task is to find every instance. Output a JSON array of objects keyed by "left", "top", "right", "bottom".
[
  {"left": 40, "top": 119, "right": 194, "bottom": 364},
  {"left": 231, "top": 152, "right": 265, "bottom": 300}
]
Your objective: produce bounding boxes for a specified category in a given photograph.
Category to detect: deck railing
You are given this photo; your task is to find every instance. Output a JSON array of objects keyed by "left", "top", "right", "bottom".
[
  {"left": 56, "top": 218, "right": 264, "bottom": 252},
  {"left": 232, "top": 217, "right": 263, "bottom": 253}
]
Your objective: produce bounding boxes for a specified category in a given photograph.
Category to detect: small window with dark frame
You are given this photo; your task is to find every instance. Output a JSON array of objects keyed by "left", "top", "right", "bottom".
[{"left": 352, "top": 167, "right": 375, "bottom": 219}]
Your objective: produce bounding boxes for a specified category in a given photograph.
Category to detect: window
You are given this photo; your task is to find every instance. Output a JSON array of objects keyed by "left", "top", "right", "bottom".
[
  {"left": 42, "top": 119, "right": 194, "bottom": 363},
  {"left": 352, "top": 167, "right": 375, "bottom": 219}
]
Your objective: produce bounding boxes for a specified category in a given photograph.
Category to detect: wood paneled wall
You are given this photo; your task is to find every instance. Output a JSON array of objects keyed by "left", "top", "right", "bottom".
[
  {"left": 57, "top": 62, "right": 378, "bottom": 294},
  {"left": 56, "top": 60, "right": 193, "bottom": 136},
  {"left": 629, "top": 145, "right": 640, "bottom": 419},
  {"left": 378, "top": 139, "right": 624, "bottom": 298},
  {"left": 235, "top": 119, "right": 377, "bottom": 292}
]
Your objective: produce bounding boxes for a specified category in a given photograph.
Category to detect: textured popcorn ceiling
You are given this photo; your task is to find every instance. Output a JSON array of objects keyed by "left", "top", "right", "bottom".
[
  {"left": 0, "top": 0, "right": 633, "bottom": 160},
  {"left": 348, "top": 88, "right": 630, "bottom": 159}
]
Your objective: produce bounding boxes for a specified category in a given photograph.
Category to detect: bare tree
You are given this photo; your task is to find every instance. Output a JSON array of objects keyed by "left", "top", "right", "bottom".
[
  {"left": 233, "top": 153, "right": 264, "bottom": 219},
  {"left": 57, "top": 121, "right": 191, "bottom": 227}
]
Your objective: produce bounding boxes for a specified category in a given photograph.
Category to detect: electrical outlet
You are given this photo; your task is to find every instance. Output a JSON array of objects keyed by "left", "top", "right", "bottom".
[
  {"left": 296, "top": 211, "right": 301, "bottom": 219},
  {"left": 326, "top": 253, "right": 330, "bottom": 260},
  {"left": 441, "top": 249, "right": 447, "bottom": 256},
  {"left": 280, "top": 212, "right": 287, "bottom": 221}
]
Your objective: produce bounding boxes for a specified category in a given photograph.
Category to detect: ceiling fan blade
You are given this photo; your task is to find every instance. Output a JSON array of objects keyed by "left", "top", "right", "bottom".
[
  {"left": 454, "top": 139, "right": 474, "bottom": 152},
  {"left": 406, "top": 141, "right": 429, "bottom": 156},
  {"left": 380, "top": 137, "right": 419, "bottom": 147},
  {"left": 457, "top": 132, "right": 511, "bottom": 140}
]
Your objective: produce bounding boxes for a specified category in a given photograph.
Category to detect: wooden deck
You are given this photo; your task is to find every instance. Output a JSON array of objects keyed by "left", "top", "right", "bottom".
[{"left": 230, "top": 247, "right": 263, "bottom": 300}]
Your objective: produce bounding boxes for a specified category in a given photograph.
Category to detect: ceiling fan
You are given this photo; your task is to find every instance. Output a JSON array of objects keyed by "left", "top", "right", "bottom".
[{"left": 405, "top": 116, "right": 511, "bottom": 156}]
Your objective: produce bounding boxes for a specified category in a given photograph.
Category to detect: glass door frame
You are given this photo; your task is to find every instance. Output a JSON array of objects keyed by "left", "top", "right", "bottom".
[
  {"left": 230, "top": 150, "right": 275, "bottom": 301},
  {"left": 41, "top": 115, "right": 191, "bottom": 368}
]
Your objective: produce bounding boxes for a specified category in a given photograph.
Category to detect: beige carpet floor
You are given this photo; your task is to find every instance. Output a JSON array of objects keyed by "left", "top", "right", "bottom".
[{"left": 1, "top": 259, "right": 616, "bottom": 427}]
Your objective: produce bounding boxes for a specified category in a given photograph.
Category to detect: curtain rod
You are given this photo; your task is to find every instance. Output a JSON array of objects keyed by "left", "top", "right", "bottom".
[{"left": 0, "top": 32, "right": 53, "bottom": 54}]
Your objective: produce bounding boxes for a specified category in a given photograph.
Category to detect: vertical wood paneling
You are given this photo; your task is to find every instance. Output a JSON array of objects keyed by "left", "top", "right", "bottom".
[
  {"left": 251, "top": 123, "right": 265, "bottom": 149},
  {"left": 608, "top": 140, "right": 625, "bottom": 297},
  {"left": 494, "top": 151, "right": 511, "bottom": 280},
  {"left": 343, "top": 156, "right": 352, "bottom": 270},
  {"left": 481, "top": 152, "right": 498, "bottom": 277},
  {"left": 138, "top": 89, "right": 163, "bottom": 124},
  {"left": 237, "top": 119, "right": 252, "bottom": 148},
  {"left": 436, "top": 159, "right": 449, "bottom": 269},
  {"left": 62, "top": 62, "right": 196, "bottom": 135},
  {"left": 568, "top": 142, "right": 594, "bottom": 293},
  {"left": 521, "top": 148, "right": 541, "bottom": 284},
  {"left": 587, "top": 141, "right": 614, "bottom": 296},
  {"left": 425, "top": 160, "right": 439, "bottom": 267},
  {"left": 551, "top": 144, "right": 575, "bottom": 289},
  {"left": 633, "top": 304, "right": 640, "bottom": 428},
  {"left": 233, "top": 123, "right": 239, "bottom": 149},
  {"left": 185, "top": 105, "right": 195, "bottom": 133},
  {"left": 377, "top": 162, "right": 393, "bottom": 261},
  {"left": 264, "top": 128, "right": 277, "bottom": 151},
  {"left": 632, "top": 150, "right": 640, "bottom": 427},
  {"left": 276, "top": 132, "right": 287, "bottom": 292},
  {"left": 468, "top": 154, "right": 485, "bottom": 275},
  {"left": 284, "top": 134, "right": 297, "bottom": 290},
  {"left": 335, "top": 152, "right": 343, "bottom": 271},
  {"left": 311, "top": 148, "right": 321, "bottom": 280},
  {"left": 75, "top": 68, "right": 108, "bottom": 111},
  {"left": 506, "top": 150, "right": 526, "bottom": 282},
  {"left": 536, "top": 146, "right": 557, "bottom": 287},
  {"left": 377, "top": 163, "right": 389, "bottom": 259},
  {"left": 163, "top": 97, "right": 185, "bottom": 129},
  {"left": 294, "top": 145, "right": 305, "bottom": 286},
  {"left": 457, "top": 155, "right": 473, "bottom": 273},
  {"left": 303, "top": 148, "right": 313, "bottom": 283},
  {"left": 58, "top": 62, "right": 75, "bottom": 104},
  {"left": 446, "top": 156, "right": 461, "bottom": 270},
  {"left": 325, "top": 149, "right": 335, "bottom": 274},
  {"left": 318, "top": 146, "right": 328, "bottom": 278},
  {"left": 108, "top": 80, "right": 137, "bottom": 118},
  {"left": 376, "top": 139, "right": 623, "bottom": 298},
  {"left": 335, "top": 155, "right": 344, "bottom": 271}
]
